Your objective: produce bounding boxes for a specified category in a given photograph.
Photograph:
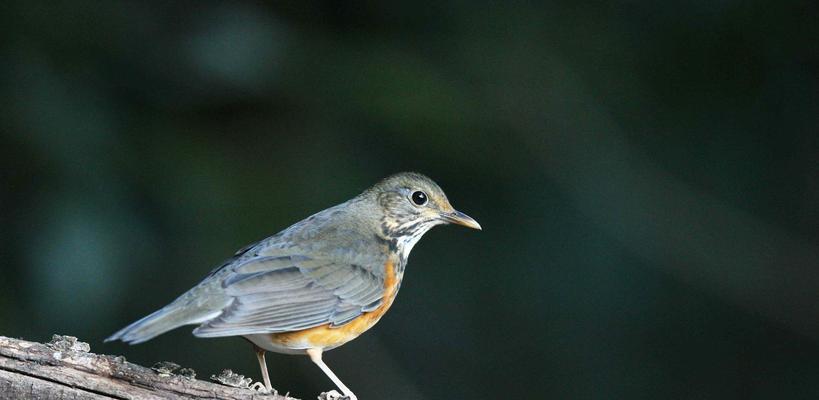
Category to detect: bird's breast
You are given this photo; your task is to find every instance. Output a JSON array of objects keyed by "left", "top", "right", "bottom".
[{"left": 265, "top": 256, "right": 402, "bottom": 351}]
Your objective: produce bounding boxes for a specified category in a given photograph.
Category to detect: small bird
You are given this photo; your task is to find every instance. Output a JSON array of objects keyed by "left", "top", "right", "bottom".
[{"left": 106, "top": 172, "right": 480, "bottom": 399}]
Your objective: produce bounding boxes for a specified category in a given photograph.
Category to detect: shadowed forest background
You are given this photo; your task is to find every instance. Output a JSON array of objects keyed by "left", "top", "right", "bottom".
[{"left": 1, "top": 1, "right": 819, "bottom": 399}]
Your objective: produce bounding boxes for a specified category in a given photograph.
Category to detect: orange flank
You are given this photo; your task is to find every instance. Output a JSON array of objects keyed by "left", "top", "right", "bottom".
[{"left": 271, "top": 258, "right": 400, "bottom": 349}]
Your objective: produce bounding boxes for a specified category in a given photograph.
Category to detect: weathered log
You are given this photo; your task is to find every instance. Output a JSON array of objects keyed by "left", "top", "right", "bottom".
[{"left": 0, "top": 335, "right": 301, "bottom": 400}]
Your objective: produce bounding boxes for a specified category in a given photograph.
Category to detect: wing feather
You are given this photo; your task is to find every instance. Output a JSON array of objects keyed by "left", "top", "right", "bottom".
[{"left": 192, "top": 254, "right": 387, "bottom": 337}]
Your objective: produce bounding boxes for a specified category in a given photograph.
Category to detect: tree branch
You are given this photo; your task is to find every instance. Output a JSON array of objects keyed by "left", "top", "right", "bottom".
[{"left": 0, "top": 335, "right": 297, "bottom": 400}]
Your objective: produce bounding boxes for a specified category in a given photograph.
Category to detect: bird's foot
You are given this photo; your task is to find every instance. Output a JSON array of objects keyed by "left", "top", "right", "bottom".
[
  {"left": 250, "top": 382, "right": 274, "bottom": 394},
  {"left": 319, "top": 390, "right": 356, "bottom": 400}
]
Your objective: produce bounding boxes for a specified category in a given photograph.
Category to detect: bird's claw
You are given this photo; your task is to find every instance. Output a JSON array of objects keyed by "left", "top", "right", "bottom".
[
  {"left": 321, "top": 390, "right": 342, "bottom": 400},
  {"left": 320, "top": 390, "right": 356, "bottom": 400},
  {"left": 250, "top": 382, "right": 271, "bottom": 394}
]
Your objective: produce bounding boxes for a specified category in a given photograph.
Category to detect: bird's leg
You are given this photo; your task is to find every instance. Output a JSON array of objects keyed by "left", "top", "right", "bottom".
[
  {"left": 253, "top": 344, "right": 273, "bottom": 393},
  {"left": 306, "top": 348, "right": 357, "bottom": 400}
]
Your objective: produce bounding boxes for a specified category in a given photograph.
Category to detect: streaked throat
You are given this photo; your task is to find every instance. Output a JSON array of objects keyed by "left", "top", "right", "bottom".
[{"left": 392, "top": 220, "right": 439, "bottom": 262}]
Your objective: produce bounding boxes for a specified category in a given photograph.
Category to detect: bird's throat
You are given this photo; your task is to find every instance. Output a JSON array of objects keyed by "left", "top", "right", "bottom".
[{"left": 393, "top": 222, "right": 438, "bottom": 262}]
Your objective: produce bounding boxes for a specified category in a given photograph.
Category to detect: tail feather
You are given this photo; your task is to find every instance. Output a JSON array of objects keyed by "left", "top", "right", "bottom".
[{"left": 105, "top": 301, "right": 222, "bottom": 344}]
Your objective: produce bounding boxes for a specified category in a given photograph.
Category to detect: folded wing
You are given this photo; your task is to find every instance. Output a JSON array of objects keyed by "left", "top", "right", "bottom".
[{"left": 192, "top": 255, "right": 386, "bottom": 337}]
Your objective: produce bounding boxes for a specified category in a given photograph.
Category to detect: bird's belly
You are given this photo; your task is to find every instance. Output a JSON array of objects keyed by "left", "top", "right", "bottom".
[
  {"left": 249, "top": 258, "right": 401, "bottom": 354},
  {"left": 261, "top": 304, "right": 394, "bottom": 353},
  {"left": 245, "top": 333, "right": 308, "bottom": 355}
]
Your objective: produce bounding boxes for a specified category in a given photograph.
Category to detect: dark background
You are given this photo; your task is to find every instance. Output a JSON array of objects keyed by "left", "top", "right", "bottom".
[{"left": 2, "top": 1, "right": 819, "bottom": 399}]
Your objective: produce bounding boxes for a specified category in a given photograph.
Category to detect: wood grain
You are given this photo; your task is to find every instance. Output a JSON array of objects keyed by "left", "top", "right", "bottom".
[{"left": 0, "top": 335, "right": 296, "bottom": 400}]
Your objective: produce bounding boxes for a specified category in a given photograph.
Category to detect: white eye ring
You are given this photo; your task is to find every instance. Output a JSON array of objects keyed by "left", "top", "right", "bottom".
[{"left": 410, "top": 191, "right": 428, "bottom": 206}]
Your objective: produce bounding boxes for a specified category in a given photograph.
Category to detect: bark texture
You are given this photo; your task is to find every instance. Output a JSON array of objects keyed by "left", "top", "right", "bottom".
[{"left": 0, "top": 335, "right": 298, "bottom": 400}]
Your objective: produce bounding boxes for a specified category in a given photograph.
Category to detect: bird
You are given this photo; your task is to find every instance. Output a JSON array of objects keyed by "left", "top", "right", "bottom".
[{"left": 105, "top": 172, "right": 481, "bottom": 399}]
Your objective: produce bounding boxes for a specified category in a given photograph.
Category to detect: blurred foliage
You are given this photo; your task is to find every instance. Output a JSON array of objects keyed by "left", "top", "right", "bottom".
[{"left": 1, "top": 1, "right": 818, "bottom": 399}]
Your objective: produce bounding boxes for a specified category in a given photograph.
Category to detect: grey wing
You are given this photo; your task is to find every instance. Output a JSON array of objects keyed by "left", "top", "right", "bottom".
[{"left": 192, "top": 254, "right": 386, "bottom": 337}]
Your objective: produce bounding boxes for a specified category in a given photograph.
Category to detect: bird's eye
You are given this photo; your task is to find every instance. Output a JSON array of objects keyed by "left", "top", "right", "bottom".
[{"left": 410, "top": 191, "right": 428, "bottom": 206}]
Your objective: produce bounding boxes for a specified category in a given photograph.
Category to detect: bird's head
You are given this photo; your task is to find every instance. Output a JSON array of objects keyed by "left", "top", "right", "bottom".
[{"left": 362, "top": 172, "right": 480, "bottom": 256}]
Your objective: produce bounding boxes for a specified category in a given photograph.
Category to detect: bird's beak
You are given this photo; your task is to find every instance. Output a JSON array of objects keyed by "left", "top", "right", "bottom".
[{"left": 441, "top": 210, "right": 482, "bottom": 230}]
